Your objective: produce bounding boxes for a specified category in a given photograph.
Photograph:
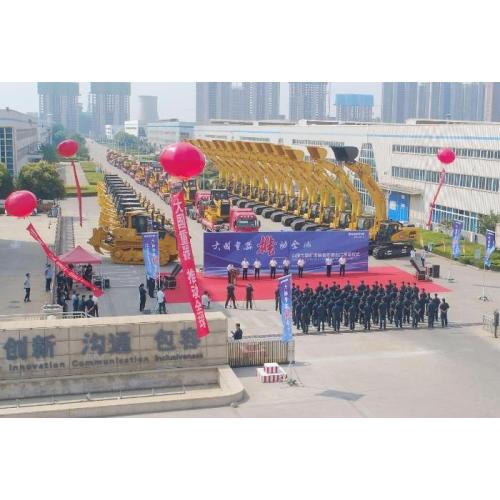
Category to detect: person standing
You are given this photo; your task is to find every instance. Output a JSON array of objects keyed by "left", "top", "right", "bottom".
[
  {"left": 227, "top": 263, "right": 234, "bottom": 284},
  {"left": 410, "top": 248, "right": 416, "bottom": 261},
  {"left": 85, "top": 295, "right": 96, "bottom": 317},
  {"left": 253, "top": 258, "right": 261, "bottom": 280},
  {"left": 139, "top": 283, "right": 147, "bottom": 312},
  {"left": 72, "top": 291, "right": 79, "bottom": 312},
  {"left": 275, "top": 286, "right": 281, "bottom": 312},
  {"left": 45, "top": 264, "right": 53, "bottom": 292},
  {"left": 297, "top": 257, "right": 305, "bottom": 278},
  {"left": 202, "top": 291, "right": 211, "bottom": 309},
  {"left": 269, "top": 258, "right": 277, "bottom": 279},
  {"left": 225, "top": 283, "right": 237, "bottom": 309},
  {"left": 378, "top": 300, "right": 387, "bottom": 330},
  {"left": 245, "top": 283, "right": 254, "bottom": 309},
  {"left": 325, "top": 256, "right": 333, "bottom": 277},
  {"left": 92, "top": 294, "right": 99, "bottom": 317},
  {"left": 427, "top": 299, "right": 436, "bottom": 328},
  {"left": 338, "top": 255, "right": 346, "bottom": 277},
  {"left": 157, "top": 288, "right": 166, "bottom": 314},
  {"left": 23, "top": 273, "right": 31, "bottom": 302},
  {"left": 282, "top": 257, "right": 290, "bottom": 276},
  {"left": 241, "top": 258, "right": 249, "bottom": 280},
  {"left": 439, "top": 298, "right": 450, "bottom": 327},
  {"left": 412, "top": 300, "right": 421, "bottom": 329},
  {"left": 420, "top": 248, "right": 427, "bottom": 268}
]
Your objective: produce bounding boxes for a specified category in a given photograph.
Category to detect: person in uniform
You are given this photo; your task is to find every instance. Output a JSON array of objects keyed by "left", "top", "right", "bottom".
[
  {"left": 282, "top": 257, "right": 290, "bottom": 276},
  {"left": 432, "top": 294, "right": 441, "bottom": 322},
  {"left": 253, "top": 258, "right": 261, "bottom": 280},
  {"left": 325, "top": 256, "right": 333, "bottom": 277},
  {"left": 333, "top": 300, "right": 343, "bottom": 333},
  {"left": 439, "top": 298, "right": 450, "bottom": 327},
  {"left": 301, "top": 303, "right": 311, "bottom": 334},
  {"left": 427, "top": 299, "right": 436, "bottom": 328},
  {"left": 363, "top": 301, "right": 372, "bottom": 331},
  {"left": 269, "top": 258, "right": 277, "bottom": 279},
  {"left": 316, "top": 300, "right": 327, "bottom": 333},
  {"left": 412, "top": 300, "right": 421, "bottom": 328},
  {"left": 241, "top": 257, "right": 249, "bottom": 280},
  {"left": 297, "top": 257, "right": 305, "bottom": 278},
  {"left": 225, "top": 283, "right": 237, "bottom": 309},
  {"left": 245, "top": 283, "right": 254, "bottom": 309},
  {"left": 139, "top": 283, "right": 147, "bottom": 312},
  {"left": 394, "top": 299, "right": 404, "bottom": 329},
  {"left": 232, "top": 323, "right": 243, "bottom": 340},
  {"left": 348, "top": 302, "right": 357, "bottom": 331},
  {"left": 378, "top": 300, "right": 387, "bottom": 330}
]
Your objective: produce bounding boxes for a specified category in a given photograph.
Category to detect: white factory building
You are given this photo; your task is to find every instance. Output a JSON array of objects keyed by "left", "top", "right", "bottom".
[
  {"left": 146, "top": 120, "right": 195, "bottom": 152},
  {"left": 0, "top": 108, "right": 40, "bottom": 176},
  {"left": 194, "top": 119, "right": 500, "bottom": 237}
]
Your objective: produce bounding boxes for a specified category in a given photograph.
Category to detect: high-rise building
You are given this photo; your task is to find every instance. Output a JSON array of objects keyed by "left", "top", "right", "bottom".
[
  {"left": 463, "top": 83, "right": 485, "bottom": 121},
  {"left": 244, "top": 82, "right": 280, "bottom": 120},
  {"left": 417, "top": 83, "right": 431, "bottom": 119},
  {"left": 137, "top": 95, "right": 159, "bottom": 124},
  {"left": 196, "top": 83, "right": 232, "bottom": 124},
  {"left": 335, "top": 94, "right": 374, "bottom": 122},
  {"left": 89, "top": 82, "right": 131, "bottom": 139},
  {"left": 230, "top": 84, "right": 247, "bottom": 120},
  {"left": 484, "top": 83, "right": 500, "bottom": 122},
  {"left": 37, "top": 82, "right": 79, "bottom": 132},
  {"left": 289, "top": 83, "right": 328, "bottom": 121},
  {"left": 381, "top": 83, "right": 417, "bottom": 123},
  {"left": 430, "top": 82, "right": 452, "bottom": 120}
]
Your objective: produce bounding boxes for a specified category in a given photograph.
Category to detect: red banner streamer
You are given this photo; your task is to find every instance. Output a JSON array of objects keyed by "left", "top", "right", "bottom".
[
  {"left": 71, "top": 160, "right": 83, "bottom": 227},
  {"left": 27, "top": 223, "right": 103, "bottom": 297},
  {"left": 170, "top": 190, "right": 209, "bottom": 337}
]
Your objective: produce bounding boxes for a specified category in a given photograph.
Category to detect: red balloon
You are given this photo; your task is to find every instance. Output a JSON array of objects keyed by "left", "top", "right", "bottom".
[
  {"left": 159, "top": 142, "right": 205, "bottom": 180},
  {"left": 5, "top": 190, "right": 37, "bottom": 218},
  {"left": 437, "top": 148, "right": 456, "bottom": 164},
  {"left": 57, "top": 139, "right": 79, "bottom": 158}
]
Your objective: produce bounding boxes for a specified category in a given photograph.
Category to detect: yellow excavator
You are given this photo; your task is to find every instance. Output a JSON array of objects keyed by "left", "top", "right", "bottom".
[
  {"left": 332, "top": 146, "right": 419, "bottom": 258},
  {"left": 307, "top": 146, "right": 361, "bottom": 229}
]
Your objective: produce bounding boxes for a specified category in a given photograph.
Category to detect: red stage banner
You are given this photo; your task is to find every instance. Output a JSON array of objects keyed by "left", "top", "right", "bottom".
[
  {"left": 170, "top": 190, "right": 209, "bottom": 337},
  {"left": 26, "top": 223, "right": 103, "bottom": 297},
  {"left": 71, "top": 160, "right": 83, "bottom": 227}
]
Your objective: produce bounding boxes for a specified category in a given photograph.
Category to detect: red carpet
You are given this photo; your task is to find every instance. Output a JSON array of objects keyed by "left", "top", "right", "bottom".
[{"left": 165, "top": 266, "right": 451, "bottom": 304}]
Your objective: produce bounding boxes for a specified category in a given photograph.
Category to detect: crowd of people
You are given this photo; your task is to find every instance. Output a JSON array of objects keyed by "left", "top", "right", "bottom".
[{"left": 278, "top": 279, "right": 450, "bottom": 334}]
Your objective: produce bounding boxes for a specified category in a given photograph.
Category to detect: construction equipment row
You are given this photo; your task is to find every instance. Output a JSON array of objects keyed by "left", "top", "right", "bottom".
[
  {"left": 88, "top": 174, "right": 178, "bottom": 265},
  {"left": 189, "top": 140, "right": 418, "bottom": 258}
]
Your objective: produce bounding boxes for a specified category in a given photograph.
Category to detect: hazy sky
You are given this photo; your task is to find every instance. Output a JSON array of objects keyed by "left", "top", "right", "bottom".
[{"left": 0, "top": 82, "right": 382, "bottom": 120}]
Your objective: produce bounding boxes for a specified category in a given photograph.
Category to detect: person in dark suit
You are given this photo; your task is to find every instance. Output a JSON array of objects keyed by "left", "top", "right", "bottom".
[
  {"left": 245, "top": 283, "right": 254, "bottom": 309},
  {"left": 225, "top": 283, "right": 237, "bottom": 309},
  {"left": 232, "top": 323, "right": 243, "bottom": 340},
  {"left": 139, "top": 283, "right": 147, "bottom": 312}
]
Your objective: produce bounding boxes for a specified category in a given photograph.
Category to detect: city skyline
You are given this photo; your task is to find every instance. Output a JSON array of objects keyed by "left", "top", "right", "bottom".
[{"left": 0, "top": 82, "right": 383, "bottom": 122}]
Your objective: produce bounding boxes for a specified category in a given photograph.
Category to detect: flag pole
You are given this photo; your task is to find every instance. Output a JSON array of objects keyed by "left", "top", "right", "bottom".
[{"left": 479, "top": 260, "right": 488, "bottom": 301}]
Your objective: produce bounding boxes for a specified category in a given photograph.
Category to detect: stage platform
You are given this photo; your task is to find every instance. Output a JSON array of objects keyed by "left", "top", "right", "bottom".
[{"left": 165, "top": 266, "right": 450, "bottom": 304}]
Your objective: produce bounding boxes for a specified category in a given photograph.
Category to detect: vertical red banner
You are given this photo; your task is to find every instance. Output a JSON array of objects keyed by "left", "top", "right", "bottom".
[
  {"left": 170, "top": 190, "right": 209, "bottom": 337},
  {"left": 71, "top": 160, "right": 83, "bottom": 227}
]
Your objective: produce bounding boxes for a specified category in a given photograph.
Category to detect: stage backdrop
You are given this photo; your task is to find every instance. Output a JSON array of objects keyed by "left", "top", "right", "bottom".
[{"left": 203, "top": 231, "right": 369, "bottom": 277}]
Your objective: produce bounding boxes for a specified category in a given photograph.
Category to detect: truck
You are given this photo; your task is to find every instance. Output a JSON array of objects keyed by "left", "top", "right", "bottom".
[
  {"left": 189, "top": 190, "right": 212, "bottom": 221},
  {"left": 229, "top": 207, "right": 260, "bottom": 232}
]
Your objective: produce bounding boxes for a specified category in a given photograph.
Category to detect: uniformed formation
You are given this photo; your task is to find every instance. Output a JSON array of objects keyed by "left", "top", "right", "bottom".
[{"left": 282, "top": 280, "right": 450, "bottom": 334}]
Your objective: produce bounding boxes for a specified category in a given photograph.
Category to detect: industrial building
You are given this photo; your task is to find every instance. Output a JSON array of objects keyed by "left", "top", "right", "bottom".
[
  {"left": 0, "top": 108, "right": 40, "bottom": 175},
  {"left": 146, "top": 119, "right": 195, "bottom": 152},
  {"left": 194, "top": 119, "right": 500, "bottom": 237}
]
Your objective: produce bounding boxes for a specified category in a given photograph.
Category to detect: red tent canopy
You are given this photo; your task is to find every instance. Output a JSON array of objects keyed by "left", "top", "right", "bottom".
[{"left": 58, "top": 245, "right": 102, "bottom": 265}]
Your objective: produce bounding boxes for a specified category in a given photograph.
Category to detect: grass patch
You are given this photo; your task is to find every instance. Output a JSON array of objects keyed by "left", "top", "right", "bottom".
[
  {"left": 65, "top": 185, "right": 97, "bottom": 197},
  {"left": 80, "top": 161, "right": 104, "bottom": 185},
  {"left": 415, "top": 229, "right": 500, "bottom": 271}
]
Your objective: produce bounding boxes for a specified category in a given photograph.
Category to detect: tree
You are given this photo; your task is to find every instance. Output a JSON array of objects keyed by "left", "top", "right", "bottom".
[
  {"left": 114, "top": 131, "right": 139, "bottom": 149},
  {"left": 40, "top": 143, "right": 58, "bottom": 163},
  {"left": 0, "top": 162, "right": 14, "bottom": 198},
  {"left": 478, "top": 211, "right": 500, "bottom": 235},
  {"left": 17, "top": 162, "right": 65, "bottom": 200}
]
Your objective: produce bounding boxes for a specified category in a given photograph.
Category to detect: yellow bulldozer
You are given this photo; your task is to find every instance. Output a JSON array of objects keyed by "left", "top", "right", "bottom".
[{"left": 88, "top": 210, "right": 178, "bottom": 265}]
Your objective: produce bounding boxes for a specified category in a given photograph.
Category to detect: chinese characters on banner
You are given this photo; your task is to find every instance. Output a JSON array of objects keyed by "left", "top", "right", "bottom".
[
  {"left": 71, "top": 160, "right": 83, "bottom": 227},
  {"left": 451, "top": 220, "right": 463, "bottom": 259},
  {"left": 170, "top": 191, "right": 209, "bottom": 338},
  {"left": 278, "top": 274, "right": 293, "bottom": 343},
  {"left": 26, "top": 223, "right": 103, "bottom": 297},
  {"left": 204, "top": 231, "right": 369, "bottom": 276},
  {"left": 142, "top": 232, "right": 160, "bottom": 280},
  {"left": 484, "top": 229, "right": 496, "bottom": 268}
]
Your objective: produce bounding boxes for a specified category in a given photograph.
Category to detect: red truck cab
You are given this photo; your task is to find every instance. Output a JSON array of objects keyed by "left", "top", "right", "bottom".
[
  {"left": 191, "top": 190, "right": 211, "bottom": 221},
  {"left": 229, "top": 207, "right": 260, "bottom": 232}
]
